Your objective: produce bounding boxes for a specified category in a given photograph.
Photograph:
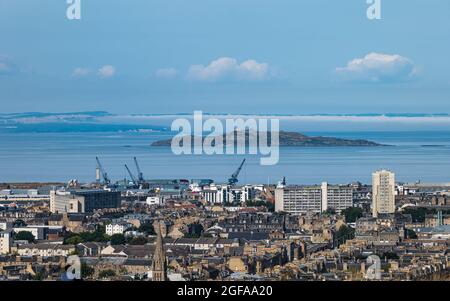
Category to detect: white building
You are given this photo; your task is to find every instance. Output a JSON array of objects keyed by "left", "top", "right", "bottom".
[
  {"left": 13, "top": 227, "right": 45, "bottom": 240},
  {"left": 106, "top": 223, "right": 126, "bottom": 236},
  {"left": 201, "top": 184, "right": 259, "bottom": 204},
  {"left": 17, "top": 244, "right": 75, "bottom": 257},
  {"left": 372, "top": 170, "right": 396, "bottom": 217},
  {"left": 146, "top": 196, "right": 164, "bottom": 206},
  {"left": 0, "top": 230, "right": 12, "bottom": 254},
  {"left": 275, "top": 182, "right": 353, "bottom": 215}
]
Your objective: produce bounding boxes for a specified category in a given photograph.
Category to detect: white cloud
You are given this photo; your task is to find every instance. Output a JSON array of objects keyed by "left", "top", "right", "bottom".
[
  {"left": 156, "top": 67, "right": 178, "bottom": 79},
  {"left": 0, "top": 55, "right": 18, "bottom": 75},
  {"left": 98, "top": 65, "right": 116, "bottom": 78},
  {"left": 187, "top": 57, "right": 270, "bottom": 82},
  {"left": 72, "top": 67, "right": 91, "bottom": 77},
  {"left": 336, "top": 52, "right": 417, "bottom": 82}
]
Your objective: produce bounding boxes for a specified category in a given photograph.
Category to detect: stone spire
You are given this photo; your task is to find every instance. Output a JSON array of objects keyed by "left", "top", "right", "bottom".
[{"left": 152, "top": 222, "right": 167, "bottom": 281}]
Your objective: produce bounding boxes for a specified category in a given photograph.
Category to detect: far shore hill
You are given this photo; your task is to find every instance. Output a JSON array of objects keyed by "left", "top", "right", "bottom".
[{"left": 151, "top": 130, "right": 385, "bottom": 147}]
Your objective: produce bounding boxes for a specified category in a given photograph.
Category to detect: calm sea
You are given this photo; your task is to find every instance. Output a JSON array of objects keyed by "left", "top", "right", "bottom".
[{"left": 1, "top": 131, "right": 450, "bottom": 184}]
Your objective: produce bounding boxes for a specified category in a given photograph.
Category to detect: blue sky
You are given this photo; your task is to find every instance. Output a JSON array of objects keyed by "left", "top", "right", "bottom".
[{"left": 0, "top": 0, "right": 449, "bottom": 114}]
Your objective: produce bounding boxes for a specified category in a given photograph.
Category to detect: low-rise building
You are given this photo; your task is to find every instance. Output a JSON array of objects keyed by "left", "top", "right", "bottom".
[
  {"left": 17, "top": 244, "right": 75, "bottom": 257},
  {"left": 106, "top": 223, "right": 130, "bottom": 236}
]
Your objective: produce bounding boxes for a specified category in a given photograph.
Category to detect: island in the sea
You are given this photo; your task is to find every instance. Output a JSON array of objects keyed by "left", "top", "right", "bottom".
[{"left": 151, "top": 131, "right": 384, "bottom": 147}]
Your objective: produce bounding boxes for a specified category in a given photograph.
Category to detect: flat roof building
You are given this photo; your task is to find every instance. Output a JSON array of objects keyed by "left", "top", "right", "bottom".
[
  {"left": 50, "top": 189, "right": 121, "bottom": 213},
  {"left": 275, "top": 182, "right": 353, "bottom": 215}
]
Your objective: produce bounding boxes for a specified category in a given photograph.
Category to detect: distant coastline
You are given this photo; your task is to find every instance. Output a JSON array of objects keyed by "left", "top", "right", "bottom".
[{"left": 151, "top": 131, "right": 384, "bottom": 147}]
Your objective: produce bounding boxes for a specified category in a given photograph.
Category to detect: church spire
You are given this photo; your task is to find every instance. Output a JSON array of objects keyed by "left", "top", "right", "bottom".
[{"left": 152, "top": 221, "right": 167, "bottom": 281}]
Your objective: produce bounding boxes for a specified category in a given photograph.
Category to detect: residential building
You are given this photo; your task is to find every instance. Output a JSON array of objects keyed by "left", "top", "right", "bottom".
[
  {"left": 0, "top": 230, "right": 12, "bottom": 254},
  {"left": 106, "top": 223, "right": 127, "bottom": 236},
  {"left": 275, "top": 183, "right": 353, "bottom": 215},
  {"left": 17, "top": 244, "right": 75, "bottom": 257},
  {"left": 372, "top": 170, "right": 395, "bottom": 217}
]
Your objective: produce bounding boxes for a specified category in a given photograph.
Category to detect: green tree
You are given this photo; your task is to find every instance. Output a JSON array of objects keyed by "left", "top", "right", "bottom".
[
  {"left": 334, "top": 225, "right": 354, "bottom": 246},
  {"left": 380, "top": 251, "right": 399, "bottom": 260},
  {"left": 245, "top": 200, "right": 275, "bottom": 212},
  {"left": 14, "top": 231, "right": 35, "bottom": 242},
  {"left": 406, "top": 229, "right": 418, "bottom": 239},
  {"left": 81, "top": 263, "right": 95, "bottom": 279},
  {"left": 65, "top": 235, "right": 83, "bottom": 245},
  {"left": 110, "top": 234, "right": 126, "bottom": 245},
  {"left": 128, "top": 237, "right": 147, "bottom": 245},
  {"left": 13, "top": 219, "right": 27, "bottom": 227},
  {"left": 323, "top": 208, "right": 336, "bottom": 216},
  {"left": 342, "top": 207, "right": 363, "bottom": 223},
  {"left": 98, "top": 269, "right": 116, "bottom": 279},
  {"left": 33, "top": 271, "right": 45, "bottom": 280},
  {"left": 138, "top": 223, "right": 155, "bottom": 235}
]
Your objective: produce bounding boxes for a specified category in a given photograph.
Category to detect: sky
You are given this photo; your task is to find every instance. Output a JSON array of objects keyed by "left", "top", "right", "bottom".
[{"left": 0, "top": 0, "right": 449, "bottom": 114}]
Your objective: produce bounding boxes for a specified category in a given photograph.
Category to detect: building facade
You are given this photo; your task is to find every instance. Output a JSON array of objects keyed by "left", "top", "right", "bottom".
[
  {"left": 50, "top": 189, "right": 121, "bottom": 213},
  {"left": 275, "top": 182, "right": 353, "bottom": 215},
  {"left": 372, "top": 170, "right": 395, "bottom": 217},
  {"left": 106, "top": 223, "right": 126, "bottom": 236},
  {"left": 0, "top": 230, "right": 12, "bottom": 254}
]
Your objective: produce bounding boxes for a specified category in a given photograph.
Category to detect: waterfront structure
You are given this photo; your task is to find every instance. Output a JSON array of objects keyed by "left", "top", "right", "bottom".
[
  {"left": 50, "top": 189, "right": 121, "bottom": 213},
  {"left": 372, "top": 170, "right": 396, "bottom": 217},
  {"left": 275, "top": 182, "right": 353, "bottom": 215}
]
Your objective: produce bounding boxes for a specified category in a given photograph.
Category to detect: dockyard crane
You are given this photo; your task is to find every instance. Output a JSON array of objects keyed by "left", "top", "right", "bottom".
[
  {"left": 227, "top": 158, "right": 246, "bottom": 186},
  {"left": 95, "top": 156, "right": 111, "bottom": 185},
  {"left": 124, "top": 164, "right": 138, "bottom": 186},
  {"left": 134, "top": 157, "right": 145, "bottom": 184}
]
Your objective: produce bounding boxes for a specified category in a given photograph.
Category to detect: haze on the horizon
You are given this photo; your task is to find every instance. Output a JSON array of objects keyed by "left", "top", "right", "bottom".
[{"left": 0, "top": 0, "right": 449, "bottom": 114}]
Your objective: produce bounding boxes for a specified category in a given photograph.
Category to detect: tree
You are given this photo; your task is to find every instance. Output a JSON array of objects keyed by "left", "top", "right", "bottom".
[
  {"left": 13, "top": 219, "right": 27, "bottom": 227},
  {"left": 323, "top": 208, "right": 336, "bottom": 216},
  {"left": 138, "top": 223, "right": 155, "bottom": 235},
  {"left": 110, "top": 234, "right": 126, "bottom": 245},
  {"left": 381, "top": 251, "right": 399, "bottom": 260},
  {"left": 129, "top": 237, "right": 147, "bottom": 245},
  {"left": 406, "top": 229, "right": 417, "bottom": 239},
  {"left": 98, "top": 269, "right": 116, "bottom": 279},
  {"left": 65, "top": 235, "right": 83, "bottom": 245},
  {"left": 14, "top": 231, "right": 35, "bottom": 242},
  {"left": 187, "top": 222, "right": 204, "bottom": 237},
  {"left": 64, "top": 227, "right": 110, "bottom": 244},
  {"left": 334, "top": 225, "right": 354, "bottom": 246},
  {"left": 245, "top": 200, "right": 275, "bottom": 212},
  {"left": 81, "top": 263, "right": 95, "bottom": 279},
  {"left": 342, "top": 207, "right": 363, "bottom": 223}
]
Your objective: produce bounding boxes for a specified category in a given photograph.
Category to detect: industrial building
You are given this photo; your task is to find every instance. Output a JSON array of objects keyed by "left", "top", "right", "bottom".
[{"left": 50, "top": 189, "right": 121, "bottom": 213}]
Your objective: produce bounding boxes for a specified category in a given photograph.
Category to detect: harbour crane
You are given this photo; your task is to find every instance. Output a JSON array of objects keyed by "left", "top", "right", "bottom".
[
  {"left": 124, "top": 164, "right": 138, "bottom": 186},
  {"left": 227, "top": 158, "right": 246, "bottom": 186},
  {"left": 134, "top": 157, "right": 145, "bottom": 184},
  {"left": 95, "top": 157, "right": 111, "bottom": 186}
]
